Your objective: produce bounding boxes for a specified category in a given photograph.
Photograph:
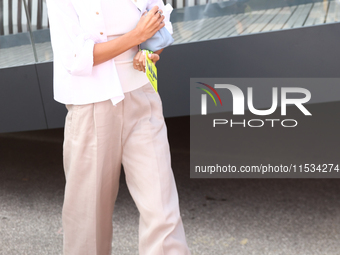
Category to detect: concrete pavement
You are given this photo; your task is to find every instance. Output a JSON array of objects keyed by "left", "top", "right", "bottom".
[{"left": 1, "top": 117, "right": 340, "bottom": 255}]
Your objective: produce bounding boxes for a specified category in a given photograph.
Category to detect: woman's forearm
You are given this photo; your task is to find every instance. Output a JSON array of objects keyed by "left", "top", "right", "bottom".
[
  {"left": 93, "top": 29, "right": 143, "bottom": 66},
  {"left": 93, "top": 6, "right": 165, "bottom": 66}
]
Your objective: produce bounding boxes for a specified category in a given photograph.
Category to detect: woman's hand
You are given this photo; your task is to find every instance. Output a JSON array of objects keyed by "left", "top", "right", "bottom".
[
  {"left": 133, "top": 50, "right": 162, "bottom": 73},
  {"left": 148, "top": 52, "right": 161, "bottom": 64},
  {"left": 133, "top": 50, "right": 146, "bottom": 72},
  {"left": 134, "top": 6, "right": 165, "bottom": 44},
  {"left": 93, "top": 6, "right": 164, "bottom": 67}
]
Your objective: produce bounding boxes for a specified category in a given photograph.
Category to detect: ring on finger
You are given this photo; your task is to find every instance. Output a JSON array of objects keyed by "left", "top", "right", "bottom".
[{"left": 157, "top": 10, "right": 163, "bottom": 16}]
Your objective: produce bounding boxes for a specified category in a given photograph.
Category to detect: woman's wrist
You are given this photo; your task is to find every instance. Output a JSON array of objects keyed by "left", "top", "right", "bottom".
[
  {"left": 154, "top": 48, "right": 164, "bottom": 55},
  {"left": 93, "top": 29, "right": 144, "bottom": 66},
  {"left": 129, "top": 28, "right": 145, "bottom": 46}
]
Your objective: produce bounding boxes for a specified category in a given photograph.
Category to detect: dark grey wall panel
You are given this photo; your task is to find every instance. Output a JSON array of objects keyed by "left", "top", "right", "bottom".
[
  {"left": 36, "top": 62, "right": 67, "bottom": 129},
  {"left": 157, "top": 22, "right": 340, "bottom": 117},
  {"left": 0, "top": 65, "right": 47, "bottom": 133}
]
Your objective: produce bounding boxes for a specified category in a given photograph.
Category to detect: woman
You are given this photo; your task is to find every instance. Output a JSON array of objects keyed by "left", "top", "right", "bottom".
[{"left": 46, "top": 0, "right": 191, "bottom": 254}]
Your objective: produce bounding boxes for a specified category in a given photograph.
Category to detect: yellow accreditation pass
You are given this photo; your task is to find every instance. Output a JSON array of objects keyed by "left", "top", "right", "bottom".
[{"left": 143, "top": 49, "right": 158, "bottom": 92}]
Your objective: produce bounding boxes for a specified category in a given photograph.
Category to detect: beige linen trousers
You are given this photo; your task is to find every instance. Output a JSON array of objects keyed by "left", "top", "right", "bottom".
[{"left": 62, "top": 82, "right": 191, "bottom": 255}]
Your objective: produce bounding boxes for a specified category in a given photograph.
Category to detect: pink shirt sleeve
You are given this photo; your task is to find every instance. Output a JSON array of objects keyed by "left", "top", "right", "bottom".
[{"left": 46, "top": 0, "right": 95, "bottom": 76}]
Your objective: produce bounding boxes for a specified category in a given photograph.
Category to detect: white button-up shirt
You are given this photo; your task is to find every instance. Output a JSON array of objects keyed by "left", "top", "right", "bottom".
[{"left": 46, "top": 0, "right": 173, "bottom": 105}]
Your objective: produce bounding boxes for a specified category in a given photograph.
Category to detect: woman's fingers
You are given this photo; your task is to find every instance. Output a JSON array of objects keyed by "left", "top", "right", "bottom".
[
  {"left": 133, "top": 51, "right": 139, "bottom": 70},
  {"left": 149, "top": 5, "right": 160, "bottom": 15},
  {"left": 135, "top": 5, "right": 167, "bottom": 42},
  {"left": 139, "top": 51, "right": 146, "bottom": 72},
  {"left": 146, "top": 6, "right": 165, "bottom": 32},
  {"left": 158, "top": 11, "right": 165, "bottom": 21},
  {"left": 134, "top": 51, "right": 155, "bottom": 72},
  {"left": 155, "top": 9, "right": 163, "bottom": 19},
  {"left": 133, "top": 51, "right": 143, "bottom": 71},
  {"left": 159, "top": 20, "right": 165, "bottom": 30},
  {"left": 134, "top": 52, "right": 160, "bottom": 73},
  {"left": 148, "top": 53, "right": 160, "bottom": 64},
  {"left": 157, "top": 15, "right": 165, "bottom": 30}
]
